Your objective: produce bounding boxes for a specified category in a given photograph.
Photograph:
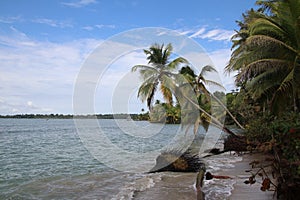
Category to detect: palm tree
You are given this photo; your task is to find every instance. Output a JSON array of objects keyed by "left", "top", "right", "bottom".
[
  {"left": 132, "top": 43, "right": 188, "bottom": 110},
  {"left": 133, "top": 43, "right": 243, "bottom": 137},
  {"left": 180, "top": 65, "right": 245, "bottom": 131},
  {"left": 226, "top": 0, "right": 300, "bottom": 114}
]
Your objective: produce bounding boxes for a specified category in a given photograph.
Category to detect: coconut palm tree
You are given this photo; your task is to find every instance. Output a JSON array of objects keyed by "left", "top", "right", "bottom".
[
  {"left": 226, "top": 0, "right": 300, "bottom": 114},
  {"left": 133, "top": 43, "right": 244, "bottom": 137},
  {"left": 179, "top": 65, "right": 245, "bottom": 131},
  {"left": 132, "top": 43, "right": 188, "bottom": 111}
]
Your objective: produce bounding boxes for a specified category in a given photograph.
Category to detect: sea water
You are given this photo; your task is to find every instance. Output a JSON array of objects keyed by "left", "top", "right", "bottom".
[{"left": 0, "top": 118, "right": 241, "bottom": 199}]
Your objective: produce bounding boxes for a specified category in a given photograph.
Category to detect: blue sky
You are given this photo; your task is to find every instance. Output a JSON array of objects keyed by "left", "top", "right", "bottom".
[{"left": 0, "top": 0, "right": 257, "bottom": 115}]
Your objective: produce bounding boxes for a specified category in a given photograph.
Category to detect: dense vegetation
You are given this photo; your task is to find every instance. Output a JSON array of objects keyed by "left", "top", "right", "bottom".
[{"left": 225, "top": 0, "right": 300, "bottom": 199}]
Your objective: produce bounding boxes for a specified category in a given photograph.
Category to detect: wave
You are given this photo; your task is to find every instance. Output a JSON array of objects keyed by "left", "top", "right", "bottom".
[{"left": 111, "top": 173, "right": 162, "bottom": 200}]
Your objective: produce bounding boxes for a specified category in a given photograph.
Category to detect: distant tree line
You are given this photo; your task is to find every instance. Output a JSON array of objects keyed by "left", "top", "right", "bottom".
[{"left": 0, "top": 113, "right": 149, "bottom": 120}]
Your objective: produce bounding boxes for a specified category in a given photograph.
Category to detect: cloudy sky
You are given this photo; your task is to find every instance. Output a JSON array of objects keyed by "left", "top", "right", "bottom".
[{"left": 0, "top": 0, "right": 257, "bottom": 115}]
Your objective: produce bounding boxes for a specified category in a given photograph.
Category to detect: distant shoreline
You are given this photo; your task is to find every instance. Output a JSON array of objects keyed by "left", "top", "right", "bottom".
[{"left": 0, "top": 113, "right": 147, "bottom": 120}]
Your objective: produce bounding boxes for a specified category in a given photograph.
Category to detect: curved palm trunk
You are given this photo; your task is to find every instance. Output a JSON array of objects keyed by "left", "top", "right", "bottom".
[
  {"left": 181, "top": 93, "right": 242, "bottom": 138},
  {"left": 196, "top": 82, "right": 245, "bottom": 130},
  {"left": 210, "top": 93, "right": 245, "bottom": 130}
]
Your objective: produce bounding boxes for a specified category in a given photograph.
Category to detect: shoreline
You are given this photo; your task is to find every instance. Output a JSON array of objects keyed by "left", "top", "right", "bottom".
[
  {"left": 227, "top": 152, "right": 275, "bottom": 200},
  {"left": 133, "top": 152, "right": 273, "bottom": 200}
]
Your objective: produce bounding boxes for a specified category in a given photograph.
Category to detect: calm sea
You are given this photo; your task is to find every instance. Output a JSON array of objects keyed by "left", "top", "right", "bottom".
[{"left": 0, "top": 118, "right": 241, "bottom": 200}]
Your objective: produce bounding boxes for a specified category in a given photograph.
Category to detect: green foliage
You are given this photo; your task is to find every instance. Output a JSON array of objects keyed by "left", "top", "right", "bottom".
[
  {"left": 134, "top": 43, "right": 231, "bottom": 132},
  {"left": 246, "top": 112, "right": 300, "bottom": 172},
  {"left": 226, "top": 1, "right": 300, "bottom": 197},
  {"left": 245, "top": 114, "right": 274, "bottom": 143},
  {"left": 226, "top": 0, "right": 300, "bottom": 114},
  {"left": 149, "top": 102, "right": 181, "bottom": 124},
  {"left": 224, "top": 90, "right": 263, "bottom": 126},
  {"left": 132, "top": 43, "right": 188, "bottom": 110}
]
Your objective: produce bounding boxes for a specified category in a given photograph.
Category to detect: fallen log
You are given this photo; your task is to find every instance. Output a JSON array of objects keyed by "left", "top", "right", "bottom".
[
  {"left": 149, "top": 149, "right": 205, "bottom": 173},
  {"left": 205, "top": 171, "right": 233, "bottom": 180}
]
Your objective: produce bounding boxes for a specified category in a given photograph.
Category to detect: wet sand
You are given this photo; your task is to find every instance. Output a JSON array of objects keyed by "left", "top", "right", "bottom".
[
  {"left": 133, "top": 172, "right": 197, "bottom": 200},
  {"left": 134, "top": 152, "right": 276, "bottom": 200},
  {"left": 228, "top": 152, "right": 276, "bottom": 200}
]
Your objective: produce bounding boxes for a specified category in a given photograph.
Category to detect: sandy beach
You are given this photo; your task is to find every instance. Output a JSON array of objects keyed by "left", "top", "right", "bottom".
[
  {"left": 133, "top": 152, "right": 276, "bottom": 200},
  {"left": 228, "top": 152, "right": 276, "bottom": 200}
]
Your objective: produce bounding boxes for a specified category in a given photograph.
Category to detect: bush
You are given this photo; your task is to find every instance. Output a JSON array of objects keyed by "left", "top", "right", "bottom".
[{"left": 245, "top": 112, "right": 300, "bottom": 199}]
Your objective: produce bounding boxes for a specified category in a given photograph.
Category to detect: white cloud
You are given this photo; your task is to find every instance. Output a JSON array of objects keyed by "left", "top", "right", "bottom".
[
  {"left": 12, "top": 108, "right": 19, "bottom": 113},
  {"left": 82, "top": 26, "right": 94, "bottom": 31},
  {"left": 180, "top": 26, "right": 235, "bottom": 41},
  {"left": 0, "top": 16, "right": 23, "bottom": 24},
  {"left": 0, "top": 26, "right": 36, "bottom": 47},
  {"left": 82, "top": 24, "right": 116, "bottom": 31},
  {"left": 0, "top": 98, "right": 53, "bottom": 114},
  {"left": 184, "top": 48, "right": 237, "bottom": 92},
  {"left": 27, "top": 101, "right": 33, "bottom": 107},
  {"left": 0, "top": 27, "right": 150, "bottom": 114},
  {"left": 61, "top": 0, "right": 98, "bottom": 8},
  {"left": 24, "top": 101, "right": 53, "bottom": 112},
  {"left": 95, "top": 24, "right": 116, "bottom": 29},
  {"left": 32, "top": 18, "right": 73, "bottom": 28},
  {"left": 0, "top": 26, "right": 237, "bottom": 115},
  {"left": 208, "top": 49, "right": 237, "bottom": 91},
  {"left": 200, "top": 29, "right": 234, "bottom": 41},
  {"left": 0, "top": 27, "right": 101, "bottom": 114},
  {"left": 78, "top": 47, "right": 148, "bottom": 114},
  {"left": 189, "top": 27, "right": 206, "bottom": 38}
]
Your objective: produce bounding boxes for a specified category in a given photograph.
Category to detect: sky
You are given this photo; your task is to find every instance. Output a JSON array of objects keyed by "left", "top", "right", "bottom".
[{"left": 0, "top": 0, "right": 257, "bottom": 115}]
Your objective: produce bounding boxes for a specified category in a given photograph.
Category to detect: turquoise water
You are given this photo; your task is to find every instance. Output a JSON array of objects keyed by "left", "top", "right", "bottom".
[{"left": 0, "top": 118, "right": 240, "bottom": 199}]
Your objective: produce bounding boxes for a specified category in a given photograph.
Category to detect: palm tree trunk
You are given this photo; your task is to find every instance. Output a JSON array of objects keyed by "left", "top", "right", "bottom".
[
  {"left": 147, "top": 81, "right": 159, "bottom": 111},
  {"left": 210, "top": 93, "right": 245, "bottom": 130},
  {"left": 181, "top": 93, "right": 242, "bottom": 138}
]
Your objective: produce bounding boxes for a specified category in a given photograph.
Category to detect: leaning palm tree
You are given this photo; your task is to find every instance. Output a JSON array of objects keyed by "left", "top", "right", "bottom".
[
  {"left": 133, "top": 43, "right": 244, "bottom": 137},
  {"left": 132, "top": 43, "right": 188, "bottom": 110},
  {"left": 180, "top": 65, "right": 245, "bottom": 131}
]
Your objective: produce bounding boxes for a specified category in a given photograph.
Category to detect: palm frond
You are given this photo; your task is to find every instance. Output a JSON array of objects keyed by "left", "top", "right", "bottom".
[
  {"left": 199, "top": 65, "right": 217, "bottom": 77},
  {"left": 277, "top": 70, "right": 294, "bottom": 93},
  {"left": 167, "top": 57, "right": 189, "bottom": 69},
  {"left": 239, "top": 58, "right": 292, "bottom": 82},
  {"left": 131, "top": 64, "right": 156, "bottom": 72},
  {"left": 137, "top": 78, "right": 156, "bottom": 100},
  {"left": 246, "top": 35, "right": 298, "bottom": 55},
  {"left": 204, "top": 80, "right": 225, "bottom": 90},
  {"left": 250, "top": 17, "right": 288, "bottom": 42}
]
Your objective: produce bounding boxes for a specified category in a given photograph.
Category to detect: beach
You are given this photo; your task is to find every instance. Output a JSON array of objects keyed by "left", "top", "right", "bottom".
[
  {"left": 229, "top": 152, "right": 276, "bottom": 200},
  {"left": 133, "top": 152, "right": 276, "bottom": 200}
]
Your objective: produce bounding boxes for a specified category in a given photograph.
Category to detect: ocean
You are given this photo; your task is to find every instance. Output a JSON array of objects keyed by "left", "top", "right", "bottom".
[{"left": 0, "top": 118, "right": 242, "bottom": 199}]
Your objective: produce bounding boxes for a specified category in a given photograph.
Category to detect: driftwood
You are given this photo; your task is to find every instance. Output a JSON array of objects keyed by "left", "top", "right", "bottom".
[
  {"left": 150, "top": 133, "right": 249, "bottom": 173},
  {"left": 150, "top": 149, "right": 205, "bottom": 173},
  {"left": 205, "top": 172, "right": 232, "bottom": 180},
  {"left": 196, "top": 169, "right": 205, "bottom": 200}
]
